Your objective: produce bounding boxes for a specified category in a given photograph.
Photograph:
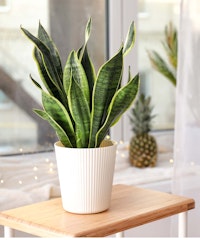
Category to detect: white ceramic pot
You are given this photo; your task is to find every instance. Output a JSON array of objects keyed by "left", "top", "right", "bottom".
[{"left": 54, "top": 139, "right": 117, "bottom": 214}]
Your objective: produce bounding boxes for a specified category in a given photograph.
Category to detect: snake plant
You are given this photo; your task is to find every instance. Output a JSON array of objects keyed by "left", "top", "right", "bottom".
[{"left": 21, "top": 18, "right": 139, "bottom": 148}]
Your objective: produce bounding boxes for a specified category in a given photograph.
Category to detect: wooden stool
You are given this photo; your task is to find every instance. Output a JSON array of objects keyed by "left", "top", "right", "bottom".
[{"left": 0, "top": 184, "right": 195, "bottom": 237}]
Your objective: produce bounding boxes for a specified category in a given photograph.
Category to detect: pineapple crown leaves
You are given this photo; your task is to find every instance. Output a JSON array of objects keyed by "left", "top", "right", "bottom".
[
  {"left": 21, "top": 18, "right": 140, "bottom": 148},
  {"left": 163, "top": 21, "right": 177, "bottom": 69},
  {"left": 147, "top": 21, "right": 177, "bottom": 86},
  {"left": 130, "top": 93, "right": 156, "bottom": 135}
]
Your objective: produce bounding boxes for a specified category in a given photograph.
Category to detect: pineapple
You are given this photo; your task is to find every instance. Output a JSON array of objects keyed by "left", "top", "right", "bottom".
[{"left": 129, "top": 93, "right": 157, "bottom": 168}]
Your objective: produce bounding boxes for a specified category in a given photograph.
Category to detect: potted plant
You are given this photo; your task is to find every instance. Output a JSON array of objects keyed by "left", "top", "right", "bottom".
[{"left": 21, "top": 18, "right": 139, "bottom": 214}]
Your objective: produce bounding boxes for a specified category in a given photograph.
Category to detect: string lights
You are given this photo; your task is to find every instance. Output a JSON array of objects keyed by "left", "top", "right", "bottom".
[
  {"left": 0, "top": 146, "right": 57, "bottom": 187},
  {"left": 3, "top": 139, "right": 197, "bottom": 188}
]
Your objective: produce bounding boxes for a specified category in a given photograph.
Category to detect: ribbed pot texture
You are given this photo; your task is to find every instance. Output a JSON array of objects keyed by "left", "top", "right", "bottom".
[{"left": 54, "top": 139, "right": 117, "bottom": 214}]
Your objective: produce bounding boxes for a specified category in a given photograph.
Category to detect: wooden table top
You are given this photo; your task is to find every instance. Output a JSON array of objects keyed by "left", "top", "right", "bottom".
[{"left": 0, "top": 184, "right": 195, "bottom": 237}]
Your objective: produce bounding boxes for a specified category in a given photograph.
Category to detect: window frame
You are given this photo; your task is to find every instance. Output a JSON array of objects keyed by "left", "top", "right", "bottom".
[{"left": 107, "top": 0, "right": 139, "bottom": 142}]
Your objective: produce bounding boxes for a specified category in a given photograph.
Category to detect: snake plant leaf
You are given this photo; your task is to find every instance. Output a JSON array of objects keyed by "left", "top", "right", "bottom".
[
  {"left": 63, "top": 51, "right": 73, "bottom": 96},
  {"left": 41, "top": 91, "right": 76, "bottom": 147},
  {"left": 32, "top": 51, "right": 70, "bottom": 112},
  {"left": 80, "top": 47, "right": 96, "bottom": 108},
  {"left": 29, "top": 75, "right": 42, "bottom": 90},
  {"left": 77, "top": 18, "right": 95, "bottom": 100},
  {"left": 96, "top": 73, "right": 140, "bottom": 147},
  {"left": 71, "top": 51, "right": 90, "bottom": 104},
  {"left": 89, "top": 47, "right": 123, "bottom": 148},
  {"left": 33, "top": 47, "right": 64, "bottom": 103},
  {"left": 77, "top": 46, "right": 96, "bottom": 81},
  {"left": 64, "top": 51, "right": 90, "bottom": 105},
  {"left": 110, "top": 66, "right": 133, "bottom": 127},
  {"left": 21, "top": 27, "right": 63, "bottom": 91},
  {"left": 85, "top": 18, "right": 92, "bottom": 44},
  {"left": 123, "top": 21, "right": 135, "bottom": 56},
  {"left": 68, "top": 78, "right": 90, "bottom": 148},
  {"left": 38, "top": 22, "right": 63, "bottom": 81},
  {"left": 34, "top": 109, "right": 73, "bottom": 147},
  {"left": 79, "top": 18, "right": 92, "bottom": 61}
]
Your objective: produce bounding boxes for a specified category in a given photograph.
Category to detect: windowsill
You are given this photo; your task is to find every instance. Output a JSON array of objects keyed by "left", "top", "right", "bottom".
[
  {"left": 0, "top": 131, "right": 175, "bottom": 211},
  {"left": 113, "top": 130, "right": 174, "bottom": 192}
]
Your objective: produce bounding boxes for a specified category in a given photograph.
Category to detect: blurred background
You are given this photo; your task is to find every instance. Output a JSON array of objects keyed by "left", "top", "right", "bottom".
[{"left": 0, "top": 0, "right": 180, "bottom": 155}]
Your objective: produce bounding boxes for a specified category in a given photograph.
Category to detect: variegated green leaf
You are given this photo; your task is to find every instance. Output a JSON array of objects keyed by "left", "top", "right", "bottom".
[
  {"left": 38, "top": 22, "right": 63, "bottom": 81},
  {"left": 96, "top": 73, "right": 140, "bottom": 147},
  {"left": 89, "top": 47, "right": 123, "bottom": 148},
  {"left": 21, "top": 27, "right": 63, "bottom": 91},
  {"left": 123, "top": 21, "right": 135, "bottom": 56},
  {"left": 33, "top": 47, "right": 65, "bottom": 103},
  {"left": 81, "top": 46, "right": 96, "bottom": 108},
  {"left": 34, "top": 109, "right": 73, "bottom": 147},
  {"left": 63, "top": 51, "right": 73, "bottom": 96},
  {"left": 68, "top": 78, "right": 90, "bottom": 148},
  {"left": 64, "top": 51, "right": 90, "bottom": 104},
  {"left": 42, "top": 91, "right": 76, "bottom": 147},
  {"left": 77, "top": 46, "right": 96, "bottom": 98},
  {"left": 85, "top": 18, "right": 92, "bottom": 44},
  {"left": 29, "top": 75, "right": 42, "bottom": 90},
  {"left": 110, "top": 66, "right": 132, "bottom": 127},
  {"left": 79, "top": 18, "right": 92, "bottom": 61}
]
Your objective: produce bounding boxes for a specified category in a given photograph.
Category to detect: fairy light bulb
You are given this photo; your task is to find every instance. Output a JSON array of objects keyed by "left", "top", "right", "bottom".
[
  {"left": 19, "top": 148, "right": 23, "bottom": 153},
  {"left": 169, "top": 159, "right": 174, "bottom": 164},
  {"left": 48, "top": 162, "right": 54, "bottom": 173},
  {"left": 33, "top": 166, "right": 38, "bottom": 171},
  {"left": 49, "top": 162, "right": 54, "bottom": 167}
]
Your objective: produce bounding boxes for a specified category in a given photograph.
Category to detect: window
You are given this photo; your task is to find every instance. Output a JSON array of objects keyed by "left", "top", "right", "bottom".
[
  {"left": 0, "top": 0, "right": 180, "bottom": 154},
  {"left": 138, "top": 0, "right": 180, "bottom": 130},
  {"left": 0, "top": 0, "right": 106, "bottom": 155},
  {"left": 0, "top": 0, "right": 50, "bottom": 154},
  {"left": 109, "top": 0, "right": 180, "bottom": 142}
]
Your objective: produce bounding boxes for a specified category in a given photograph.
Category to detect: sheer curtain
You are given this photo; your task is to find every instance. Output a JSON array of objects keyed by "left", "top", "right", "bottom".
[{"left": 173, "top": 0, "right": 200, "bottom": 237}]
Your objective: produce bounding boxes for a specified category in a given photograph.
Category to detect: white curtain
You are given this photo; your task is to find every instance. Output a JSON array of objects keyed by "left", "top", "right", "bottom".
[{"left": 172, "top": 0, "right": 200, "bottom": 237}]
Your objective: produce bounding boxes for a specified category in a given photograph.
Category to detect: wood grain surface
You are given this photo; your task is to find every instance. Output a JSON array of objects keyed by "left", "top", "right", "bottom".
[{"left": 0, "top": 184, "right": 195, "bottom": 237}]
